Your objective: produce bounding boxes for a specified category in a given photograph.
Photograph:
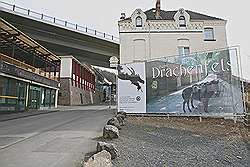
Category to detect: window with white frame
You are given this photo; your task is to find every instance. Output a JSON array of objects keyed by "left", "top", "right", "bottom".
[
  {"left": 179, "top": 16, "right": 186, "bottom": 27},
  {"left": 136, "top": 16, "right": 142, "bottom": 27},
  {"left": 178, "top": 46, "right": 190, "bottom": 56},
  {"left": 204, "top": 28, "right": 215, "bottom": 40}
]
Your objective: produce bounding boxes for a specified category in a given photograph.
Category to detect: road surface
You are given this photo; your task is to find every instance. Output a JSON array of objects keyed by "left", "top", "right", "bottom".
[{"left": 0, "top": 106, "right": 115, "bottom": 167}]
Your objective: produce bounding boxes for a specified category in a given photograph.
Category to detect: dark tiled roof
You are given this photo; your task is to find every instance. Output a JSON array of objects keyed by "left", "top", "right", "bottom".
[
  {"left": 124, "top": 8, "right": 225, "bottom": 21},
  {"left": 145, "top": 9, "right": 176, "bottom": 20},
  {"left": 185, "top": 10, "right": 225, "bottom": 21}
]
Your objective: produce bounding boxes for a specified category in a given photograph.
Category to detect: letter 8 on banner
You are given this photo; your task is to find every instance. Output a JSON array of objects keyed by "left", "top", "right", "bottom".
[{"left": 117, "top": 62, "right": 146, "bottom": 113}]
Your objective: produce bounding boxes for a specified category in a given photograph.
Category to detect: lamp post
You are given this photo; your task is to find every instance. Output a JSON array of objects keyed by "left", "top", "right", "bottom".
[{"left": 109, "top": 56, "right": 119, "bottom": 109}]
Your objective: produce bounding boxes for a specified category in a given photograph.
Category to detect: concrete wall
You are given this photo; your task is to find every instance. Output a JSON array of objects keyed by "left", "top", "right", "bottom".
[{"left": 58, "top": 78, "right": 71, "bottom": 106}]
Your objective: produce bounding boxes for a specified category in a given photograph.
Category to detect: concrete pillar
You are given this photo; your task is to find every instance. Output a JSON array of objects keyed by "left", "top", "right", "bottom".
[
  {"left": 25, "top": 83, "right": 30, "bottom": 111},
  {"left": 55, "top": 89, "right": 59, "bottom": 108},
  {"left": 90, "top": 91, "right": 94, "bottom": 104}
]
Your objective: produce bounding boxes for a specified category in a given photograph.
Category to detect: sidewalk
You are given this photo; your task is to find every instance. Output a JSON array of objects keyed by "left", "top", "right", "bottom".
[
  {"left": 0, "top": 105, "right": 117, "bottom": 122},
  {"left": 0, "top": 108, "right": 59, "bottom": 122}
]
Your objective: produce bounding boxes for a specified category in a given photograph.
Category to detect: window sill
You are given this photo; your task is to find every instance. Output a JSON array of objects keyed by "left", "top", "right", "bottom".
[{"left": 204, "top": 39, "right": 216, "bottom": 41}]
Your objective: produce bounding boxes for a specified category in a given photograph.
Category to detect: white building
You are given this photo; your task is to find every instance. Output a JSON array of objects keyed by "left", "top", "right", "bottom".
[{"left": 118, "top": 0, "right": 228, "bottom": 64}]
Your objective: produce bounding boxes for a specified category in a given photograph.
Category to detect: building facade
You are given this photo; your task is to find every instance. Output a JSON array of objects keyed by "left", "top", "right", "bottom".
[
  {"left": 118, "top": 0, "right": 228, "bottom": 64},
  {"left": 58, "top": 56, "right": 103, "bottom": 106},
  {"left": 0, "top": 18, "right": 60, "bottom": 112}
]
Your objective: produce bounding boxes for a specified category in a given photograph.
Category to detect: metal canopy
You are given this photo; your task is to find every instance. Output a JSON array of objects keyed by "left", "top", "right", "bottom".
[{"left": 0, "top": 18, "right": 60, "bottom": 64}]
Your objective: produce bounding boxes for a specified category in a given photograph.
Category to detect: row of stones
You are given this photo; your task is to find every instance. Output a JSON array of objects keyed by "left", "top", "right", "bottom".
[{"left": 83, "top": 111, "right": 127, "bottom": 167}]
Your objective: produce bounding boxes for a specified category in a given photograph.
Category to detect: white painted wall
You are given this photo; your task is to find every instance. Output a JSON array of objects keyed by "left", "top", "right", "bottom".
[
  {"left": 60, "top": 57, "right": 72, "bottom": 77},
  {"left": 120, "top": 27, "right": 227, "bottom": 63},
  {"left": 119, "top": 8, "right": 228, "bottom": 64},
  {"left": 133, "top": 39, "right": 146, "bottom": 61}
]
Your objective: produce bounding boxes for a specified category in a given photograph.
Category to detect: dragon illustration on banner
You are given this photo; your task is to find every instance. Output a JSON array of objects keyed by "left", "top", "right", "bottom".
[{"left": 117, "top": 65, "right": 145, "bottom": 91}]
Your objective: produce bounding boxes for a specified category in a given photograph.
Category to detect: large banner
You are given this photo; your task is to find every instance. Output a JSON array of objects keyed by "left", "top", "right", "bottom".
[
  {"left": 118, "top": 62, "right": 146, "bottom": 113},
  {"left": 118, "top": 48, "right": 244, "bottom": 115}
]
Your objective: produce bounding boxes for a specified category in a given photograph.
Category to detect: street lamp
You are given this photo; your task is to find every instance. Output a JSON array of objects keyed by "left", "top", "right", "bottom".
[
  {"left": 109, "top": 56, "right": 119, "bottom": 109},
  {"left": 109, "top": 56, "right": 119, "bottom": 68}
]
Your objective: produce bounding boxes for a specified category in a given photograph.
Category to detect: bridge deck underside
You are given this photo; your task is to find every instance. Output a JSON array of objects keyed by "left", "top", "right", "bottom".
[{"left": 0, "top": 10, "right": 119, "bottom": 68}]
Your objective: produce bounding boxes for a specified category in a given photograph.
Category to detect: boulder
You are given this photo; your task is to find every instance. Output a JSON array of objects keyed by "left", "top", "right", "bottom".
[
  {"left": 103, "top": 125, "right": 119, "bottom": 139},
  {"left": 116, "top": 113, "right": 126, "bottom": 120},
  {"left": 115, "top": 115, "right": 125, "bottom": 126},
  {"left": 107, "top": 117, "right": 121, "bottom": 130},
  {"left": 117, "top": 111, "right": 127, "bottom": 118},
  {"left": 97, "top": 142, "right": 118, "bottom": 159},
  {"left": 84, "top": 150, "right": 112, "bottom": 167}
]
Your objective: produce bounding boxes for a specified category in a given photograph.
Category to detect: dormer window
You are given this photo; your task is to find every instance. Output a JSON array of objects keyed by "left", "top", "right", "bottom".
[
  {"left": 136, "top": 16, "right": 142, "bottom": 27},
  {"left": 179, "top": 16, "right": 186, "bottom": 27}
]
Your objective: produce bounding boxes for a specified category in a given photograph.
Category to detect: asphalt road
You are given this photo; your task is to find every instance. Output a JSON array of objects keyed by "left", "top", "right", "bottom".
[{"left": 0, "top": 106, "right": 115, "bottom": 167}]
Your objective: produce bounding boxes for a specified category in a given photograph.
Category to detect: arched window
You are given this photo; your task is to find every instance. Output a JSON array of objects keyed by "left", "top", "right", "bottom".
[
  {"left": 179, "top": 16, "right": 186, "bottom": 27},
  {"left": 136, "top": 16, "right": 142, "bottom": 27}
]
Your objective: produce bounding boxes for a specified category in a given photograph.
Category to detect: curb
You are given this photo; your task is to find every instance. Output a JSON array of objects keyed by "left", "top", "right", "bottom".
[
  {"left": 0, "top": 106, "right": 117, "bottom": 122},
  {"left": 0, "top": 110, "right": 59, "bottom": 122}
]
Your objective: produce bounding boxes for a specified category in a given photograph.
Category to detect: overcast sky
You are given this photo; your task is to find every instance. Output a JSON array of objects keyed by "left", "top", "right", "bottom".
[
  {"left": 2, "top": 0, "right": 249, "bottom": 55},
  {"left": 2, "top": 0, "right": 250, "bottom": 74}
]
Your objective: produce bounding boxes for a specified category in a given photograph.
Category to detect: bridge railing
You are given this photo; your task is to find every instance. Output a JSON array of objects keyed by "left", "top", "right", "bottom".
[{"left": 0, "top": 1, "right": 120, "bottom": 43}]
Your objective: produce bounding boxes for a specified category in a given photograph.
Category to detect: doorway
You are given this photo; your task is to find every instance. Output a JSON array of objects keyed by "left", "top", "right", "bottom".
[{"left": 29, "top": 86, "right": 41, "bottom": 109}]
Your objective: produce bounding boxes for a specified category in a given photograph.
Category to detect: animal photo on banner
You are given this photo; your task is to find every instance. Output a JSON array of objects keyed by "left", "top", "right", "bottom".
[{"left": 146, "top": 48, "right": 244, "bottom": 115}]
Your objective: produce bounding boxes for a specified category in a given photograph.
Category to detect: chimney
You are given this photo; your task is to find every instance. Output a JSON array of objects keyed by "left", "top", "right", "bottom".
[
  {"left": 120, "top": 13, "right": 126, "bottom": 20},
  {"left": 155, "top": 0, "right": 161, "bottom": 18}
]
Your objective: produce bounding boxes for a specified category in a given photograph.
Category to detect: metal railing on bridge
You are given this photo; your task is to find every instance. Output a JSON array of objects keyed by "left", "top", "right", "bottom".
[{"left": 0, "top": 1, "right": 120, "bottom": 43}]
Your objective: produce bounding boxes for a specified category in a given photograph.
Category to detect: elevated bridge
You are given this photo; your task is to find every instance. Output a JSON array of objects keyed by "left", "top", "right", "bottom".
[{"left": 0, "top": 1, "right": 119, "bottom": 67}]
